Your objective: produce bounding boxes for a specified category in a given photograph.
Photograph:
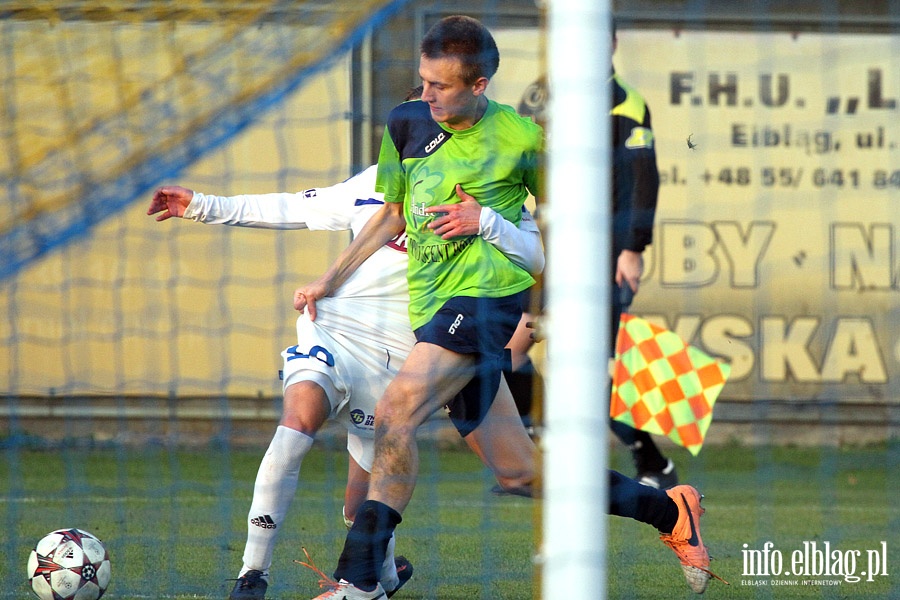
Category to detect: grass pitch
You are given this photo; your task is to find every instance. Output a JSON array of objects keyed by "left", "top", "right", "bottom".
[{"left": 1, "top": 435, "right": 897, "bottom": 599}]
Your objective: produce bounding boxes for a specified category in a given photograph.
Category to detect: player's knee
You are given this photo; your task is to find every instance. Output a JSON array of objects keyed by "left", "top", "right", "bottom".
[
  {"left": 488, "top": 451, "right": 535, "bottom": 492},
  {"left": 280, "top": 381, "right": 331, "bottom": 434},
  {"left": 373, "top": 408, "right": 416, "bottom": 442},
  {"left": 495, "top": 475, "right": 534, "bottom": 498},
  {"left": 375, "top": 387, "right": 429, "bottom": 432}
]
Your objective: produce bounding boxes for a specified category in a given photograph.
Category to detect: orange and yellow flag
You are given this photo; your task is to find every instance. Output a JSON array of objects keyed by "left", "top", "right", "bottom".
[{"left": 610, "top": 314, "right": 730, "bottom": 456}]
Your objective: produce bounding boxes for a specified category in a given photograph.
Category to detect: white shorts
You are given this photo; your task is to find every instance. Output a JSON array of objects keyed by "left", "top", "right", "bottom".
[
  {"left": 346, "top": 432, "right": 373, "bottom": 473},
  {"left": 281, "top": 315, "right": 410, "bottom": 472}
]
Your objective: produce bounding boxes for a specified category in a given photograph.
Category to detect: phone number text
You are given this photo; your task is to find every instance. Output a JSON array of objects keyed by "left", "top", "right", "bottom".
[{"left": 689, "top": 168, "right": 900, "bottom": 189}]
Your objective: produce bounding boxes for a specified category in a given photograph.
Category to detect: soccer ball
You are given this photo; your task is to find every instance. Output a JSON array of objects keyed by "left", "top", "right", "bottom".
[{"left": 27, "top": 528, "right": 111, "bottom": 600}]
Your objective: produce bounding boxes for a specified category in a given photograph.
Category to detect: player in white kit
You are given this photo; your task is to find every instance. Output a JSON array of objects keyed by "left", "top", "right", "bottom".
[{"left": 148, "top": 164, "right": 542, "bottom": 599}]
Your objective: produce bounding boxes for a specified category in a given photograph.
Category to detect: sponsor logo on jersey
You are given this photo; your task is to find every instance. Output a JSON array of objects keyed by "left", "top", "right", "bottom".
[
  {"left": 302, "top": 188, "right": 317, "bottom": 198},
  {"left": 425, "top": 132, "right": 446, "bottom": 154},
  {"left": 407, "top": 236, "right": 474, "bottom": 263},
  {"left": 410, "top": 201, "right": 428, "bottom": 217}
]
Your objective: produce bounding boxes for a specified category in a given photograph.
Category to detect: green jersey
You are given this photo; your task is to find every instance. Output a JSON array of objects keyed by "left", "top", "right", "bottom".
[{"left": 375, "top": 98, "right": 541, "bottom": 329}]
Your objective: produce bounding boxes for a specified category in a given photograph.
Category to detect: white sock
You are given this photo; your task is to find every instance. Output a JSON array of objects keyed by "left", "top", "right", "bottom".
[
  {"left": 240, "top": 426, "right": 313, "bottom": 575},
  {"left": 380, "top": 533, "right": 399, "bottom": 592}
]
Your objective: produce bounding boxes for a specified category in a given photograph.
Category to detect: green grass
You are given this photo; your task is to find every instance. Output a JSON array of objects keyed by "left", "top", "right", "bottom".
[
  {"left": 2, "top": 437, "right": 897, "bottom": 599},
  {"left": 607, "top": 442, "right": 898, "bottom": 599}
]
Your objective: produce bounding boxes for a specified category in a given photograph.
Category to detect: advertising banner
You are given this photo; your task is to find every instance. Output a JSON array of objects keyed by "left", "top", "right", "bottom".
[{"left": 493, "top": 28, "right": 900, "bottom": 403}]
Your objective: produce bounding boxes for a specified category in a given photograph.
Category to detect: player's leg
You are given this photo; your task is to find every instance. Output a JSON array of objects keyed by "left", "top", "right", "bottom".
[
  {"left": 342, "top": 440, "right": 371, "bottom": 526},
  {"left": 341, "top": 438, "right": 413, "bottom": 597},
  {"left": 459, "top": 374, "right": 536, "bottom": 496},
  {"left": 451, "top": 294, "right": 538, "bottom": 495},
  {"left": 369, "top": 341, "right": 476, "bottom": 511},
  {"left": 323, "top": 295, "right": 520, "bottom": 597},
  {"left": 608, "top": 468, "right": 677, "bottom": 528},
  {"left": 232, "top": 379, "right": 332, "bottom": 600},
  {"left": 607, "top": 469, "right": 717, "bottom": 593},
  {"left": 327, "top": 343, "right": 474, "bottom": 594},
  {"left": 503, "top": 311, "right": 540, "bottom": 431}
]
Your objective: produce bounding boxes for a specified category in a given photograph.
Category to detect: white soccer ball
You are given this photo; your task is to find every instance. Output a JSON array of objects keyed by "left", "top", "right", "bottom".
[{"left": 27, "top": 528, "right": 111, "bottom": 600}]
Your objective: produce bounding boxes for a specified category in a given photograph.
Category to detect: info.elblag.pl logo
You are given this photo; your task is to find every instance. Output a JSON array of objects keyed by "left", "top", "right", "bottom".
[{"left": 741, "top": 541, "right": 889, "bottom": 586}]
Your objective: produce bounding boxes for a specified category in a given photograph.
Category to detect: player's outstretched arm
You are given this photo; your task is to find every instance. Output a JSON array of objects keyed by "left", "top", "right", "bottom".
[
  {"left": 147, "top": 185, "right": 194, "bottom": 221},
  {"left": 181, "top": 191, "right": 315, "bottom": 230},
  {"left": 148, "top": 185, "right": 312, "bottom": 229},
  {"left": 293, "top": 201, "right": 405, "bottom": 320},
  {"left": 148, "top": 166, "right": 380, "bottom": 231}
]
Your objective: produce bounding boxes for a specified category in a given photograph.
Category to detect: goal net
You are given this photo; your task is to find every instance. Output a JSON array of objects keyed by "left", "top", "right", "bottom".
[{"left": 2, "top": 2, "right": 897, "bottom": 599}]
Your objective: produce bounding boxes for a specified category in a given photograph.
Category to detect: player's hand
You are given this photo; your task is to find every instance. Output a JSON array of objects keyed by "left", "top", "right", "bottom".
[
  {"left": 293, "top": 277, "right": 333, "bottom": 321},
  {"left": 425, "top": 184, "right": 481, "bottom": 239},
  {"left": 526, "top": 317, "right": 545, "bottom": 342},
  {"left": 148, "top": 185, "right": 194, "bottom": 221}
]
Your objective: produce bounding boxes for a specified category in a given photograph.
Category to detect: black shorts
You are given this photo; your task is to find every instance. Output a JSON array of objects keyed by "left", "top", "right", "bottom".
[
  {"left": 414, "top": 295, "right": 522, "bottom": 437},
  {"left": 515, "top": 284, "right": 544, "bottom": 314}
]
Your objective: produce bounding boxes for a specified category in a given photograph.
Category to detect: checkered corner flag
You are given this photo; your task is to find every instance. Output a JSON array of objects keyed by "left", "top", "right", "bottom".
[{"left": 610, "top": 313, "right": 731, "bottom": 456}]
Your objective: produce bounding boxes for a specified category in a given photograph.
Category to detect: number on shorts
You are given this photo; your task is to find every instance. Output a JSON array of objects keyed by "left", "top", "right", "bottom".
[{"left": 285, "top": 344, "right": 335, "bottom": 367}]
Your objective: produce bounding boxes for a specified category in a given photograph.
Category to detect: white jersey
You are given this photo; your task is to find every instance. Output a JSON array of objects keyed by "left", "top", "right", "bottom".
[
  {"left": 185, "top": 166, "right": 542, "bottom": 468},
  {"left": 186, "top": 165, "right": 542, "bottom": 357},
  {"left": 187, "top": 166, "right": 413, "bottom": 354}
]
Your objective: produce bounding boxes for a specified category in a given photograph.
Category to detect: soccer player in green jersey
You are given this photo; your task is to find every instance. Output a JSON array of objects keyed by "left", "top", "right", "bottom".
[
  {"left": 296, "top": 16, "right": 723, "bottom": 597},
  {"left": 296, "top": 15, "right": 542, "bottom": 599}
]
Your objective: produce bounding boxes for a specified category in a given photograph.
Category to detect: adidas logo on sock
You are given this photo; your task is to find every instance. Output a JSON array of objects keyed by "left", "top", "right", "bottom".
[{"left": 250, "top": 514, "right": 277, "bottom": 529}]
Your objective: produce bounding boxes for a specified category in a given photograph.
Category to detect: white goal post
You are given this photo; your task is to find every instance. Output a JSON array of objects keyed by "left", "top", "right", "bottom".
[{"left": 543, "top": 1, "right": 612, "bottom": 598}]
